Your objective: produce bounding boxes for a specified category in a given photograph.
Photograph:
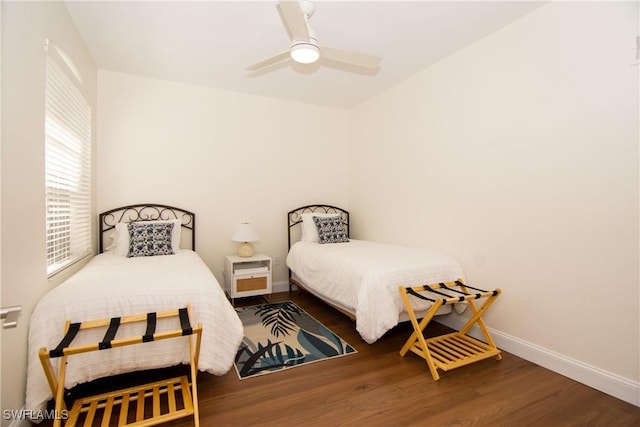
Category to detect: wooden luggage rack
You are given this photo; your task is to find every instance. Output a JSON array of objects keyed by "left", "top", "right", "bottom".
[
  {"left": 399, "top": 280, "right": 501, "bottom": 381},
  {"left": 39, "top": 307, "right": 202, "bottom": 427}
]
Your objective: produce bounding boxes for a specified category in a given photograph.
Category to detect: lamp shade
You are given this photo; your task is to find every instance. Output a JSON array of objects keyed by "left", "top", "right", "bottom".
[{"left": 232, "top": 223, "right": 260, "bottom": 243}]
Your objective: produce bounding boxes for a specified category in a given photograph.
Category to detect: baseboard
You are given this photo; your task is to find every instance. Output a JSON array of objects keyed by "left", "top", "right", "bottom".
[{"left": 436, "top": 314, "right": 640, "bottom": 407}]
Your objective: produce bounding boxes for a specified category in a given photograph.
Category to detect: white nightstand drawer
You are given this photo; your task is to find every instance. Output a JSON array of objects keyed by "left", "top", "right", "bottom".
[{"left": 235, "top": 275, "right": 269, "bottom": 293}]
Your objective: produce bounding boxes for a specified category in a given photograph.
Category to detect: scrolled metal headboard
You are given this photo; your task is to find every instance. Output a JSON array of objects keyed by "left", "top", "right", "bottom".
[
  {"left": 287, "top": 204, "right": 349, "bottom": 251},
  {"left": 99, "top": 204, "right": 196, "bottom": 253}
]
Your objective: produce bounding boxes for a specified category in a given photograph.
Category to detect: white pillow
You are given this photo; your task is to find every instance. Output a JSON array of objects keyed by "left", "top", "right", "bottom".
[
  {"left": 112, "top": 219, "right": 182, "bottom": 256},
  {"left": 301, "top": 213, "right": 341, "bottom": 243},
  {"left": 105, "top": 230, "right": 118, "bottom": 252}
]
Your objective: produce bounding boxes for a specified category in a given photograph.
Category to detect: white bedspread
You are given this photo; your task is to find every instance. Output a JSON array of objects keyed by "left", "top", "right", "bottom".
[
  {"left": 286, "top": 240, "right": 466, "bottom": 344},
  {"left": 26, "top": 250, "right": 243, "bottom": 414}
]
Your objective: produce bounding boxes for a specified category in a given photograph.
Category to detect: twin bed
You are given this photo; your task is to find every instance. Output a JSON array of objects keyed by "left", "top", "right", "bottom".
[
  {"left": 286, "top": 204, "right": 466, "bottom": 344},
  {"left": 26, "top": 203, "right": 466, "bottom": 415},
  {"left": 26, "top": 204, "right": 243, "bottom": 415}
]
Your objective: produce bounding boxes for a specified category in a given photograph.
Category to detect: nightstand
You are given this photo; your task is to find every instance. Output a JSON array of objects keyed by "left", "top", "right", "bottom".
[{"left": 223, "top": 254, "right": 272, "bottom": 305}]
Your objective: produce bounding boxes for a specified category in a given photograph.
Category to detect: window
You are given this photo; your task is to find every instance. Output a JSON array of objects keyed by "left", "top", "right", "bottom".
[{"left": 45, "top": 40, "right": 92, "bottom": 276}]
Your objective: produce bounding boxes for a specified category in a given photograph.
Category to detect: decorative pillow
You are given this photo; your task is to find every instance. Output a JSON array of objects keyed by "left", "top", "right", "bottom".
[
  {"left": 312, "top": 216, "right": 349, "bottom": 244},
  {"left": 127, "top": 222, "right": 175, "bottom": 257},
  {"left": 112, "top": 219, "right": 181, "bottom": 256},
  {"left": 301, "top": 213, "right": 341, "bottom": 243}
]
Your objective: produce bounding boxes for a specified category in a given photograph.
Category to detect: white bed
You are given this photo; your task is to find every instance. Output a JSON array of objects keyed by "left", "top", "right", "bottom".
[
  {"left": 25, "top": 205, "right": 243, "bottom": 415},
  {"left": 286, "top": 205, "right": 466, "bottom": 344}
]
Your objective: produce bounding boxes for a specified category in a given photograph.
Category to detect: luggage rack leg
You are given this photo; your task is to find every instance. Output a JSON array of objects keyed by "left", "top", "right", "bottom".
[
  {"left": 39, "top": 307, "right": 202, "bottom": 427},
  {"left": 399, "top": 280, "right": 502, "bottom": 381}
]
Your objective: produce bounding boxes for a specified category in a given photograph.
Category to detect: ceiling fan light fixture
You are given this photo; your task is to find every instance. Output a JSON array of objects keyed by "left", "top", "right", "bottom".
[{"left": 290, "top": 41, "right": 320, "bottom": 64}]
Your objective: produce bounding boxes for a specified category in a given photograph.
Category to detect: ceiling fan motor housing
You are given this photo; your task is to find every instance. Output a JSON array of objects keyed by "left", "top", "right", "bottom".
[{"left": 300, "top": 0, "right": 316, "bottom": 18}]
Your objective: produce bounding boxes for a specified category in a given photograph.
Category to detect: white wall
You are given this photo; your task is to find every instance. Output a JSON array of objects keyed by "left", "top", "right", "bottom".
[
  {"left": 349, "top": 1, "right": 638, "bottom": 404},
  {"left": 97, "top": 70, "right": 349, "bottom": 286},
  {"left": 0, "top": 2, "right": 97, "bottom": 423}
]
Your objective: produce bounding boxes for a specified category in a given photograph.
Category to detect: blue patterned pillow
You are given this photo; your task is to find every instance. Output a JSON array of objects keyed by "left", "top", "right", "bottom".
[
  {"left": 127, "top": 222, "right": 175, "bottom": 257},
  {"left": 312, "top": 216, "right": 349, "bottom": 244}
]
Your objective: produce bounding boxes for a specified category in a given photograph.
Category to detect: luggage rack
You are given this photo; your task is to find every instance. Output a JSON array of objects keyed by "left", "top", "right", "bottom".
[
  {"left": 39, "top": 307, "right": 202, "bottom": 427},
  {"left": 399, "top": 280, "right": 502, "bottom": 381}
]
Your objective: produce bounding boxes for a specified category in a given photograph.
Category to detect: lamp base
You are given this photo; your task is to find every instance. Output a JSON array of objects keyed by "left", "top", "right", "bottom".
[{"left": 237, "top": 242, "right": 254, "bottom": 257}]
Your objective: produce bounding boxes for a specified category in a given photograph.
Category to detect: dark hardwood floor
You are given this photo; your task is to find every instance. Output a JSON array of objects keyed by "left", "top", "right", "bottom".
[{"left": 44, "top": 291, "right": 640, "bottom": 426}]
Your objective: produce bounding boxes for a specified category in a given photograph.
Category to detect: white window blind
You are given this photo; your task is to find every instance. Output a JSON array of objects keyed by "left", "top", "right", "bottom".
[{"left": 45, "top": 40, "right": 92, "bottom": 276}]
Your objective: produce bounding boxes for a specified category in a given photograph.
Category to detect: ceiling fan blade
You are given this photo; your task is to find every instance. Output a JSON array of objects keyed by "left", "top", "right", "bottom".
[
  {"left": 321, "top": 59, "right": 381, "bottom": 77},
  {"left": 246, "top": 51, "right": 290, "bottom": 71},
  {"left": 246, "top": 60, "right": 292, "bottom": 78},
  {"left": 321, "top": 47, "right": 381, "bottom": 69},
  {"left": 277, "top": 0, "right": 309, "bottom": 41}
]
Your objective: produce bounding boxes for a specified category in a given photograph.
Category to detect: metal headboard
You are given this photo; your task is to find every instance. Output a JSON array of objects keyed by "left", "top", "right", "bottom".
[
  {"left": 99, "top": 204, "right": 196, "bottom": 253},
  {"left": 287, "top": 204, "right": 349, "bottom": 251}
]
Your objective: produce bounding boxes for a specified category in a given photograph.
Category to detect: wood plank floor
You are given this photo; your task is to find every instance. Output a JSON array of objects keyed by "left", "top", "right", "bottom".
[{"left": 46, "top": 291, "right": 640, "bottom": 426}]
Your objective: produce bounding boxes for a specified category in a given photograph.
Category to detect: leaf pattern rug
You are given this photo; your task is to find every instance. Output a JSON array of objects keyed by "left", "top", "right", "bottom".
[{"left": 234, "top": 301, "right": 357, "bottom": 379}]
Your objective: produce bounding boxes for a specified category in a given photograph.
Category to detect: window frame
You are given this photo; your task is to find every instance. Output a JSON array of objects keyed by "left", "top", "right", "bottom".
[{"left": 44, "top": 40, "right": 93, "bottom": 277}]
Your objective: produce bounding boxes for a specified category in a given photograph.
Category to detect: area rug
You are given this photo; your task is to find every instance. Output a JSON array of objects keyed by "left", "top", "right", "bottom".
[{"left": 234, "top": 301, "right": 357, "bottom": 379}]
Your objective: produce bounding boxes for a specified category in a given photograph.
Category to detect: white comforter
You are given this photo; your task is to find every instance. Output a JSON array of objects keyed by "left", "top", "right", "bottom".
[
  {"left": 286, "top": 240, "right": 466, "bottom": 344},
  {"left": 26, "top": 250, "right": 243, "bottom": 414}
]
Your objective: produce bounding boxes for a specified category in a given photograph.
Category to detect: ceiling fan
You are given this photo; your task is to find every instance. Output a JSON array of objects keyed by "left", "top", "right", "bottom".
[{"left": 247, "top": 0, "right": 381, "bottom": 73}]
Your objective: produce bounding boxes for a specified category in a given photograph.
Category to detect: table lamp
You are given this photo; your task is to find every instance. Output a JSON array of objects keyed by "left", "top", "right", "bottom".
[{"left": 232, "top": 223, "right": 259, "bottom": 257}]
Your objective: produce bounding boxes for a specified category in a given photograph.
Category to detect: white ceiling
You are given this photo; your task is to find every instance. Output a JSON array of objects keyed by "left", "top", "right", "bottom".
[{"left": 65, "top": 0, "right": 547, "bottom": 109}]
